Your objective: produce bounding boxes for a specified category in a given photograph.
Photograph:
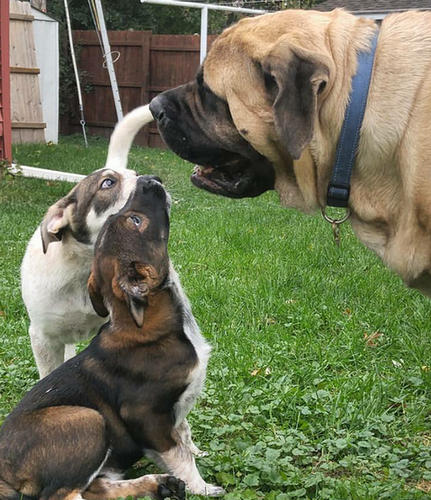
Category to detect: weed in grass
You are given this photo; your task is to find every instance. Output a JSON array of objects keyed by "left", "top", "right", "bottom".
[{"left": 1, "top": 136, "right": 430, "bottom": 499}]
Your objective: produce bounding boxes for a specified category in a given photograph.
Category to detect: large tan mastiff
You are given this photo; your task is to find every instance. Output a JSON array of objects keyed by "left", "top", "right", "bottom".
[{"left": 150, "top": 8, "right": 431, "bottom": 296}]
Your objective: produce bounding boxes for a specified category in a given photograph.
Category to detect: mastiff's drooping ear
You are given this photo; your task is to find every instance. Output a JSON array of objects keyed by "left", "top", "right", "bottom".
[
  {"left": 88, "top": 269, "right": 109, "bottom": 318},
  {"left": 262, "top": 38, "right": 331, "bottom": 160},
  {"left": 40, "top": 203, "right": 75, "bottom": 254}
]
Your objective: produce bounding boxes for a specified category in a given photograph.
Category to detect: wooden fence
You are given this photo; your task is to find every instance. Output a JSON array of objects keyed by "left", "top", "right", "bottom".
[
  {"left": 64, "top": 31, "right": 217, "bottom": 148},
  {"left": 10, "top": 0, "right": 45, "bottom": 143}
]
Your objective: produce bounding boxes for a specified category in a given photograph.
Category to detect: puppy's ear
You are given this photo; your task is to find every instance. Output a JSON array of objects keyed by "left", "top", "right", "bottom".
[
  {"left": 121, "top": 263, "right": 156, "bottom": 328},
  {"left": 123, "top": 283, "right": 148, "bottom": 328},
  {"left": 263, "top": 39, "right": 330, "bottom": 160},
  {"left": 40, "top": 203, "right": 75, "bottom": 254},
  {"left": 125, "top": 295, "right": 146, "bottom": 328},
  {"left": 88, "top": 270, "right": 109, "bottom": 318}
]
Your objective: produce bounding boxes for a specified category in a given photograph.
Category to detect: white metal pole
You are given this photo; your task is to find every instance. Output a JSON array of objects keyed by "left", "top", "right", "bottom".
[
  {"left": 200, "top": 6, "right": 208, "bottom": 64},
  {"left": 141, "top": 0, "right": 265, "bottom": 15},
  {"left": 64, "top": 0, "right": 88, "bottom": 147},
  {"left": 94, "top": 0, "right": 123, "bottom": 121},
  {"left": 9, "top": 164, "right": 85, "bottom": 182},
  {"left": 140, "top": 0, "right": 265, "bottom": 64}
]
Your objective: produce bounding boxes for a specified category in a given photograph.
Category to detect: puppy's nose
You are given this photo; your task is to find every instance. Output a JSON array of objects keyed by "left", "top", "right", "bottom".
[
  {"left": 144, "top": 175, "right": 163, "bottom": 184},
  {"left": 138, "top": 175, "right": 165, "bottom": 195}
]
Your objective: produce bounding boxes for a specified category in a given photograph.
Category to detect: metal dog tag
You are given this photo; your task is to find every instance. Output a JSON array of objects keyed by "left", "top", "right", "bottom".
[{"left": 322, "top": 208, "right": 351, "bottom": 247}]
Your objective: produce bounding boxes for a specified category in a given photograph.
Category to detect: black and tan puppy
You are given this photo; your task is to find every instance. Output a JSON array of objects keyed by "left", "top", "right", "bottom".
[{"left": 0, "top": 176, "right": 224, "bottom": 500}]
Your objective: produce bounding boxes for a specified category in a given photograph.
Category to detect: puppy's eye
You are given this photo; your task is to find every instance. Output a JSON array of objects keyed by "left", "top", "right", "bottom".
[
  {"left": 100, "top": 178, "right": 116, "bottom": 189},
  {"left": 129, "top": 215, "right": 141, "bottom": 226}
]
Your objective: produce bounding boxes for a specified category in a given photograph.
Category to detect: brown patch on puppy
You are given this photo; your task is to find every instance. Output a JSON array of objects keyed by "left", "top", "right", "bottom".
[
  {"left": 0, "top": 478, "right": 27, "bottom": 500},
  {"left": 0, "top": 406, "right": 109, "bottom": 499},
  {"left": 135, "top": 262, "right": 160, "bottom": 284},
  {"left": 46, "top": 488, "right": 83, "bottom": 500}
]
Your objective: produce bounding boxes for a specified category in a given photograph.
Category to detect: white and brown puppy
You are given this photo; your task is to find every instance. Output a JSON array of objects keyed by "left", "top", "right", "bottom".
[
  {"left": 0, "top": 176, "right": 224, "bottom": 499},
  {"left": 21, "top": 106, "right": 154, "bottom": 378},
  {"left": 150, "top": 9, "right": 431, "bottom": 297}
]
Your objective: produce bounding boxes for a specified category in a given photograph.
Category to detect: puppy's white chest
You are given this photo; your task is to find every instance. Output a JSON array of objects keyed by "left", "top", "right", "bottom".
[
  {"left": 174, "top": 359, "right": 208, "bottom": 427},
  {"left": 173, "top": 318, "right": 211, "bottom": 426}
]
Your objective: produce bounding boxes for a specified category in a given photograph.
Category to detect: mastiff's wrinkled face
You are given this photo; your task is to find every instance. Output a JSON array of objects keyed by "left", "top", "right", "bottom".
[
  {"left": 150, "top": 9, "right": 338, "bottom": 201},
  {"left": 150, "top": 67, "right": 275, "bottom": 198}
]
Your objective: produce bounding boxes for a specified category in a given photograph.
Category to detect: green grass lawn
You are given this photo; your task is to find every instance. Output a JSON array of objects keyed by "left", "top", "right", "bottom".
[{"left": 1, "top": 136, "right": 431, "bottom": 499}]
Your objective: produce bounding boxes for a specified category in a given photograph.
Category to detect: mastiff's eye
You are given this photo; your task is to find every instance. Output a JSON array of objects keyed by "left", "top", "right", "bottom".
[
  {"left": 318, "top": 81, "right": 327, "bottom": 94},
  {"left": 129, "top": 215, "right": 141, "bottom": 226},
  {"left": 100, "top": 178, "right": 116, "bottom": 189},
  {"left": 263, "top": 71, "right": 277, "bottom": 92}
]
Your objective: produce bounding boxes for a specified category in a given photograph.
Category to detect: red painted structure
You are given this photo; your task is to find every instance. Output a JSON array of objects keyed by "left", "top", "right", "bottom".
[{"left": 0, "top": 0, "right": 11, "bottom": 161}]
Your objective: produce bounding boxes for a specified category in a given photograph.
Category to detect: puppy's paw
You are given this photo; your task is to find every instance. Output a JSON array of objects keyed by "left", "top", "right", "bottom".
[{"left": 157, "top": 475, "right": 186, "bottom": 499}]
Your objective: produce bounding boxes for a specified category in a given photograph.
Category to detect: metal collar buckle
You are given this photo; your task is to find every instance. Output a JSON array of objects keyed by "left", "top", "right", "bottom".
[{"left": 321, "top": 207, "right": 350, "bottom": 246}]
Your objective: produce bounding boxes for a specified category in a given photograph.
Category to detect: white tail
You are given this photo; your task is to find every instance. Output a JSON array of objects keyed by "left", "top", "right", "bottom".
[{"left": 105, "top": 104, "right": 154, "bottom": 171}]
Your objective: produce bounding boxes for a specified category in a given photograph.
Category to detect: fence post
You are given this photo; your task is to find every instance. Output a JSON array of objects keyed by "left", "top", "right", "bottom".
[{"left": 0, "top": 0, "right": 12, "bottom": 164}]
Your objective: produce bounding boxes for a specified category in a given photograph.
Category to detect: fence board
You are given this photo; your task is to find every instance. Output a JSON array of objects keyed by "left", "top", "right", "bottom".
[
  {"left": 68, "top": 30, "right": 151, "bottom": 146},
  {"left": 0, "top": 0, "right": 11, "bottom": 161},
  {"left": 148, "top": 34, "right": 216, "bottom": 147},
  {"left": 65, "top": 31, "right": 217, "bottom": 148},
  {"left": 10, "top": 0, "right": 44, "bottom": 143}
]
